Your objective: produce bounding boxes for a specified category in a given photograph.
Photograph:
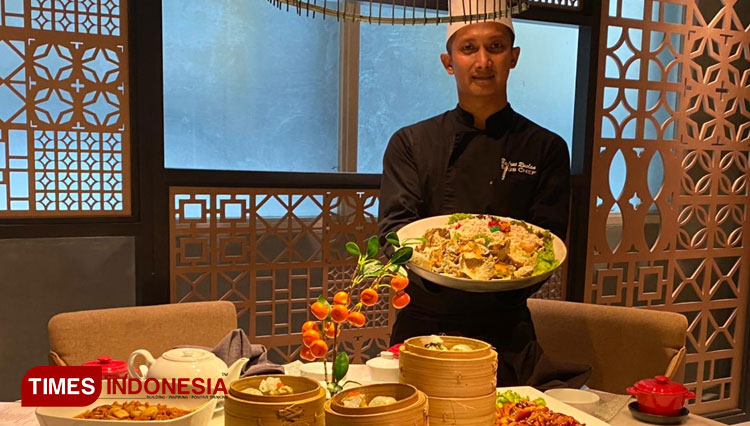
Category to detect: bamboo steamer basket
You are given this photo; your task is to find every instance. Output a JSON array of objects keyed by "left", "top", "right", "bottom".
[
  {"left": 399, "top": 339, "right": 498, "bottom": 398},
  {"left": 403, "top": 336, "right": 493, "bottom": 359},
  {"left": 324, "top": 383, "right": 429, "bottom": 426},
  {"left": 428, "top": 392, "right": 497, "bottom": 426},
  {"left": 225, "top": 375, "right": 325, "bottom": 426}
]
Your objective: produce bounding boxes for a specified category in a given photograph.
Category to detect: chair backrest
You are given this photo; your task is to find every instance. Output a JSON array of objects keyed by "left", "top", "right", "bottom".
[
  {"left": 528, "top": 298, "right": 687, "bottom": 393},
  {"left": 48, "top": 301, "right": 238, "bottom": 366}
]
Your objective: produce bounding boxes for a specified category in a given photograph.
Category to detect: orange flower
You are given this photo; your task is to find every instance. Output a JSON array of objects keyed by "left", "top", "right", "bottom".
[
  {"left": 333, "top": 291, "right": 350, "bottom": 306},
  {"left": 331, "top": 305, "right": 349, "bottom": 324},
  {"left": 300, "top": 346, "right": 315, "bottom": 361},
  {"left": 310, "top": 339, "right": 328, "bottom": 358},
  {"left": 325, "top": 322, "right": 341, "bottom": 338},
  {"left": 311, "top": 301, "right": 330, "bottom": 320},
  {"left": 390, "top": 275, "right": 409, "bottom": 291},
  {"left": 301, "top": 320, "right": 319, "bottom": 333},
  {"left": 392, "top": 291, "right": 410, "bottom": 309},
  {"left": 360, "top": 288, "right": 379, "bottom": 306},
  {"left": 347, "top": 311, "right": 366, "bottom": 328},
  {"left": 302, "top": 329, "right": 321, "bottom": 347}
]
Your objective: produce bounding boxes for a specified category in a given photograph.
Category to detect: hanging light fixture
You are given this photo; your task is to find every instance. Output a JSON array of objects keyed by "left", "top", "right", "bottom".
[{"left": 266, "top": 0, "right": 530, "bottom": 25}]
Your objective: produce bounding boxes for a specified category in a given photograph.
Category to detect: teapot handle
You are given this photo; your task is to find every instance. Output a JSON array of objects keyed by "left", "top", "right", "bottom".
[{"left": 128, "top": 349, "right": 155, "bottom": 380}]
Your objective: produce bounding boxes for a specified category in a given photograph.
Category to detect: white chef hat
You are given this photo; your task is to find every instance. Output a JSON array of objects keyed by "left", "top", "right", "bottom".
[{"left": 446, "top": 0, "right": 515, "bottom": 43}]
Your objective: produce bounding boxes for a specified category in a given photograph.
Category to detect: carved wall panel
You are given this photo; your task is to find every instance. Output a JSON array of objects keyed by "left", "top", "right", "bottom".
[
  {"left": 0, "top": 0, "right": 130, "bottom": 216},
  {"left": 170, "top": 187, "right": 389, "bottom": 364},
  {"left": 586, "top": 0, "right": 748, "bottom": 414},
  {"left": 171, "top": 187, "right": 565, "bottom": 364}
]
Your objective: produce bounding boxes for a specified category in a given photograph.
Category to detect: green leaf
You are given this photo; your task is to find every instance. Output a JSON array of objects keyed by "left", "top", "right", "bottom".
[
  {"left": 345, "top": 242, "right": 361, "bottom": 257},
  {"left": 333, "top": 352, "right": 350, "bottom": 383},
  {"left": 363, "top": 261, "right": 383, "bottom": 277},
  {"left": 385, "top": 232, "right": 400, "bottom": 247},
  {"left": 317, "top": 294, "right": 331, "bottom": 308},
  {"left": 390, "top": 246, "right": 413, "bottom": 265},
  {"left": 366, "top": 235, "right": 379, "bottom": 258},
  {"left": 397, "top": 266, "right": 408, "bottom": 276}
]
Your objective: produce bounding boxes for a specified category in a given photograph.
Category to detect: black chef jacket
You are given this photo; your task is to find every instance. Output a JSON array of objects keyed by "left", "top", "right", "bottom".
[{"left": 378, "top": 104, "right": 588, "bottom": 388}]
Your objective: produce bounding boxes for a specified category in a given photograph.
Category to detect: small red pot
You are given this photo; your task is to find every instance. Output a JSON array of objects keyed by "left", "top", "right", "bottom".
[
  {"left": 82, "top": 356, "right": 129, "bottom": 380},
  {"left": 627, "top": 376, "right": 695, "bottom": 416}
]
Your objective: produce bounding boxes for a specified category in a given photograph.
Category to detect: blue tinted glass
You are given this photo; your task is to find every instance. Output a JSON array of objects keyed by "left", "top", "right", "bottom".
[
  {"left": 358, "top": 22, "right": 457, "bottom": 174},
  {"left": 508, "top": 20, "right": 578, "bottom": 154},
  {"left": 358, "top": 19, "right": 578, "bottom": 173},
  {"left": 162, "top": 1, "right": 340, "bottom": 172}
]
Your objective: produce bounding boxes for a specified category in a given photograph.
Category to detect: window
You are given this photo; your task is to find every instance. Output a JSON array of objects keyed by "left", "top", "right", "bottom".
[
  {"left": 163, "top": 1, "right": 340, "bottom": 172},
  {"left": 163, "top": 2, "right": 579, "bottom": 173}
]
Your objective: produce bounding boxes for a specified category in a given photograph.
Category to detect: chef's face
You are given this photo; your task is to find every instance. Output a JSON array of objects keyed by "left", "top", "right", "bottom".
[{"left": 440, "top": 22, "right": 520, "bottom": 100}]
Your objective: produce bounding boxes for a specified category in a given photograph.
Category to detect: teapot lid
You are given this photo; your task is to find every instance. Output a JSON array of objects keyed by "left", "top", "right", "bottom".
[
  {"left": 82, "top": 356, "right": 128, "bottom": 374},
  {"left": 162, "top": 348, "right": 214, "bottom": 362},
  {"left": 634, "top": 376, "right": 690, "bottom": 396},
  {"left": 366, "top": 351, "right": 399, "bottom": 370}
]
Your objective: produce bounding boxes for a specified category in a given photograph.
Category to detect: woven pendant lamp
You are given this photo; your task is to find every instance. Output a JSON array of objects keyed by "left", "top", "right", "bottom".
[{"left": 266, "top": 0, "right": 529, "bottom": 24}]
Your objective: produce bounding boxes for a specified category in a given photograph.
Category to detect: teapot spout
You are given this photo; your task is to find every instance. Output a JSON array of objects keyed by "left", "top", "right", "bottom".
[{"left": 226, "top": 357, "right": 249, "bottom": 382}]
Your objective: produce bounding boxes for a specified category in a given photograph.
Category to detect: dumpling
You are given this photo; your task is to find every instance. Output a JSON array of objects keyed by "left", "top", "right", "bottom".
[
  {"left": 450, "top": 344, "right": 474, "bottom": 352},
  {"left": 369, "top": 396, "right": 397, "bottom": 407}
]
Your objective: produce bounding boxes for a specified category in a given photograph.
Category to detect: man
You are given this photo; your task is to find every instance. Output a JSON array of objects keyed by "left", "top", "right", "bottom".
[{"left": 378, "top": 0, "right": 588, "bottom": 387}]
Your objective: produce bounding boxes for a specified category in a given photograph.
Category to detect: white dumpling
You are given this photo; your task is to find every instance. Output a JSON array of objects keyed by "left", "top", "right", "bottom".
[
  {"left": 369, "top": 396, "right": 397, "bottom": 407},
  {"left": 450, "top": 344, "right": 474, "bottom": 352}
]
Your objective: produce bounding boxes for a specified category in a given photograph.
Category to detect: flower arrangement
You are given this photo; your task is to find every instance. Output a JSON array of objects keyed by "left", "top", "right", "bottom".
[{"left": 298, "top": 232, "right": 416, "bottom": 394}]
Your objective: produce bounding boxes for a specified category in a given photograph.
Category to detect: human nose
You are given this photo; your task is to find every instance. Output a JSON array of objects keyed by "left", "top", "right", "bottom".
[{"left": 475, "top": 47, "right": 492, "bottom": 69}]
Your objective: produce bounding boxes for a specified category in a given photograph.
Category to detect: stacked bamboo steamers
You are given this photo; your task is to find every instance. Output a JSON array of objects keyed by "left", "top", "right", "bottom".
[
  {"left": 225, "top": 375, "right": 326, "bottom": 426},
  {"left": 399, "top": 336, "right": 499, "bottom": 425}
]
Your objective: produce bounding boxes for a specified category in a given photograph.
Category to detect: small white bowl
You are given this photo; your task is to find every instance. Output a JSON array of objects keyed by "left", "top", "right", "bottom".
[
  {"left": 544, "top": 388, "right": 600, "bottom": 414},
  {"left": 299, "top": 361, "right": 347, "bottom": 382},
  {"left": 365, "top": 351, "right": 399, "bottom": 383}
]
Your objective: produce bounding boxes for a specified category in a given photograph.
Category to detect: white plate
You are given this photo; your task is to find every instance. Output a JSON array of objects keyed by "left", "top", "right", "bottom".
[
  {"left": 397, "top": 214, "right": 567, "bottom": 293},
  {"left": 497, "top": 386, "right": 608, "bottom": 426},
  {"left": 36, "top": 392, "right": 217, "bottom": 426}
]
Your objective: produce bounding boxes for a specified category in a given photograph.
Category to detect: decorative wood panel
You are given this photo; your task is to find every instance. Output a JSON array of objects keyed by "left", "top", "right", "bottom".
[
  {"left": 170, "top": 187, "right": 389, "bottom": 364},
  {"left": 170, "top": 187, "right": 565, "bottom": 364},
  {"left": 0, "top": 0, "right": 129, "bottom": 216},
  {"left": 586, "top": 0, "right": 748, "bottom": 414}
]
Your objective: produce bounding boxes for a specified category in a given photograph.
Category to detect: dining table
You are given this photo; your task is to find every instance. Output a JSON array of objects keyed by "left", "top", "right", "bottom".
[{"left": 0, "top": 364, "right": 727, "bottom": 426}]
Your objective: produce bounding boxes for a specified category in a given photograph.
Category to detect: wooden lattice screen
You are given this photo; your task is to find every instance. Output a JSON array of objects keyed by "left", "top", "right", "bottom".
[
  {"left": 586, "top": 0, "right": 748, "bottom": 414},
  {"left": 170, "top": 188, "right": 390, "bottom": 363},
  {"left": 0, "top": 0, "right": 130, "bottom": 217},
  {"left": 170, "top": 187, "right": 565, "bottom": 364}
]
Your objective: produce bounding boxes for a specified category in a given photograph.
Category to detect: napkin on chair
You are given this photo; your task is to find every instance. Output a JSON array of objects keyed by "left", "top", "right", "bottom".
[{"left": 178, "top": 329, "right": 285, "bottom": 377}]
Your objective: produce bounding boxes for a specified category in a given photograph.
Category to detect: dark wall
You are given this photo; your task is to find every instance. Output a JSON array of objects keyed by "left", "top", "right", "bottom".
[{"left": 0, "top": 237, "right": 136, "bottom": 401}]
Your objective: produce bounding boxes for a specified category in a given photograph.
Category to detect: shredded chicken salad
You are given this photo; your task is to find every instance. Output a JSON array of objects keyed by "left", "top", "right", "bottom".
[{"left": 410, "top": 214, "right": 559, "bottom": 280}]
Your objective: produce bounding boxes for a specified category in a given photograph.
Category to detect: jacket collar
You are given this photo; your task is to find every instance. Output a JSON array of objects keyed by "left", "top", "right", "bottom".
[{"left": 454, "top": 103, "right": 515, "bottom": 137}]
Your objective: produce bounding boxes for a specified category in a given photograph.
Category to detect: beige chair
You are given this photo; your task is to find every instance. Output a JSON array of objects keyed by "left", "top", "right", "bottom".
[
  {"left": 48, "top": 301, "right": 238, "bottom": 366},
  {"left": 528, "top": 298, "right": 688, "bottom": 394}
]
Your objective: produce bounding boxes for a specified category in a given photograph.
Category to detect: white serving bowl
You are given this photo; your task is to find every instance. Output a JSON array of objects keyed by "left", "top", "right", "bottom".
[
  {"left": 543, "top": 388, "right": 600, "bottom": 414},
  {"left": 299, "top": 361, "right": 348, "bottom": 382},
  {"left": 365, "top": 351, "right": 399, "bottom": 383},
  {"left": 36, "top": 396, "right": 217, "bottom": 426}
]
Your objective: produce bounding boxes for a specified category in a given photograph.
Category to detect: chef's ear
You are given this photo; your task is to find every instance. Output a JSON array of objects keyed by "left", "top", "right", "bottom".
[
  {"left": 440, "top": 53, "right": 454, "bottom": 75},
  {"left": 510, "top": 46, "right": 520, "bottom": 69}
]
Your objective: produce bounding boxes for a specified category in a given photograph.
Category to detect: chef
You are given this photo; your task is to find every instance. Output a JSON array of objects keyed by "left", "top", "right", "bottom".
[{"left": 378, "top": 0, "right": 589, "bottom": 388}]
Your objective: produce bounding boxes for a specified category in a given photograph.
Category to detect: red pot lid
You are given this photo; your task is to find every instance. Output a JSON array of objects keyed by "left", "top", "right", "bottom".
[
  {"left": 82, "top": 356, "right": 128, "bottom": 374},
  {"left": 634, "top": 376, "right": 690, "bottom": 396}
]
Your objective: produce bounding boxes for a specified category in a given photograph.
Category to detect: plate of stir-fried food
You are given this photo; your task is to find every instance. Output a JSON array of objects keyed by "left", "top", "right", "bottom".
[
  {"left": 396, "top": 214, "right": 566, "bottom": 292},
  {"left": 496, "top": 388, "right": 605, "bottom": 426}
]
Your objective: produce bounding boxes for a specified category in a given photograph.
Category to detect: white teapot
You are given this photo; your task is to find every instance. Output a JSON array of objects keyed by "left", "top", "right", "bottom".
[{"left": 127, "top": 348, "right": 248, "bottom": 389}]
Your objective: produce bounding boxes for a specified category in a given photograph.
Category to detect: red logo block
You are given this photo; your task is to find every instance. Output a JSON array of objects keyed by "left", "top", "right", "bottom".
[{"left": 22, "top": 366, "right": 102, "bottom": 407}]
